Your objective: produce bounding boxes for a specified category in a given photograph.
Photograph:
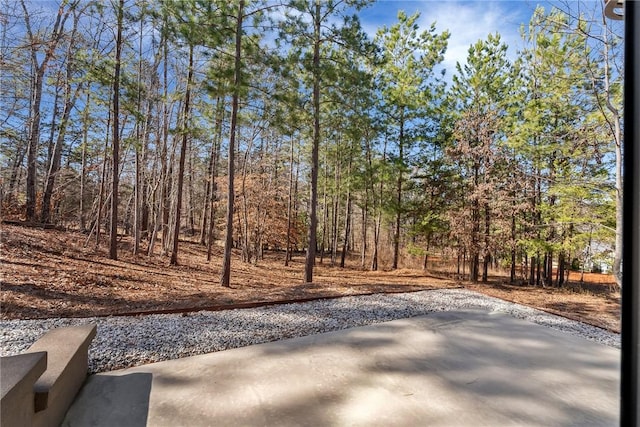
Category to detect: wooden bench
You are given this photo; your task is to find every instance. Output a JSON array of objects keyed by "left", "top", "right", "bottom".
[{"left": 0, "top": 324, "right": 97, "bottom": 427}]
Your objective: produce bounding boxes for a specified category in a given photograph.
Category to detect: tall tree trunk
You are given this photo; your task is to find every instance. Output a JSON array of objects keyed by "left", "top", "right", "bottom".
[
  {"left": 170, "top": 45, "right": 194, "bottom": 266},
  {"left": 319, "top": 151, "right": 329, "bottom": 264},
  {"left": 139, "top": 100, "right": 153, "bottom": 242},
  {"left": 510, "top": 214, "right": 517, "bottom": 283},
  {"left": 109, "top": 0, "right": 124, "bottom": 260},
  {"left": 463, "top": 248, "right": 468, "bottom": 280},
  {"left": 350, "top": 206, "right": 355, "bottom": 252},
  {"left": 361, "top": 192, "right": 368, "bottom": 269},
  {"left": 392, "top": 111, "right": 405, "bottom": 270},
  {"left": 79, "top": 91, "right": 90, "bottom": 232},
  {"left": 557, "top": 251, "right": 565, "bottom": 287},
  {"left": 162, "top": 120, "right": 178, "bottom": 255},
  {"left": 285, "top": 135, "right": 295, "bottom": 266},
  {"left": 293, "top": 150, "right": 300, "bottom": 251},
  {"left": 41, "top": 85, "right": 81, "bottom": 223},
  {"left": 371, "top": 215, "right": 380, "bottom": 271},
  {"left": 371, "top": 137, "right": 387, "bottom": 271},
  {"left": 200, "top": 160, "right": 213, "bottom": 245},
  {"left": 187, "top": 145, "right": 196, "bottom": 235},
  {"left": 42, "top": 8, "right": 86, "bottom": 224},
  {"left": 94, "top": 90, "right": 112, "bottom": 247},
  {"left": 330, "top": 149, "right": 340, "bottom": 266},
  {"left": 340, "top": 152, "right": 352, "bottom": 268},
  {"left": 148, "top": 26, "right": 170, "bottom": 257},
  {"left": 20, "top": 0, "right": 69, "bottom": 222},
  {"left": 613, "top": 112, "right": 623, "bottom": 287},
  {"left": 43, "top": 85, "right": 62, "bottom": 187},
  {"left": 133, "top": 15, "right": 144, "bottom": 255},
  {"left": 206, "top": 99, "right": 224, "bottom": 261},
  {"left": 422, "top": 238, "right": 430, "bottom": 270},
  {"left": 200, "top": 100, "right": 221, "bottom": 246},
  {"left": 546, "top": 251, "right": 554, "bottom": 287},
  {"left": 304, "top": 0, "right": 321, "bottom": 283},
  {"left": 134, "top": 145, "right": 142, "bottom": 253},
  {"left": 24, "top": 48, "right": 47, "bottom": 221},
  {"left": 482, "top": 204, "right": 490, "bottom": 282},
  {"left": 599, "top": 11, "right": 623, "bottom": 289},
  {"left": 529, "top": 255, "right": 536, "bottom": 286},
  {"left": 147, "top": 101, "right": 168, "bottom": 257},
  {"left": 340, "top": 190, "right": 352, "bottom": 268},
  {"left": 221, "top": 0, "right": 244, "bottom": 287},
  {"left": 7, "top": 144, "right": 26, "bottom": 200},
  {"left": 470, "top": 162, "right": 480, "bottom": 282},
  {"left": 240, "top": 137, "right": 253, "bottom": 263}
]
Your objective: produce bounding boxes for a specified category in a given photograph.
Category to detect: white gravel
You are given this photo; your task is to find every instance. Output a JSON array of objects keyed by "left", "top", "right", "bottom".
[{"left": 0, "top": 289, "right": 620, "bottom": 374}]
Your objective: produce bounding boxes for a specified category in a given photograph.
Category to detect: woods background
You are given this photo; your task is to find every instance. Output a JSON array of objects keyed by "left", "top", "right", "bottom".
[{"left": 0, "top": 0, "right": 624, "bottom": 287}]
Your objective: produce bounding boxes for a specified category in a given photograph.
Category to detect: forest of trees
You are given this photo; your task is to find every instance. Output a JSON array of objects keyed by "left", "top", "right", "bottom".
[{"left": 0, "top": 0, "right": 624, "bottom": 287}]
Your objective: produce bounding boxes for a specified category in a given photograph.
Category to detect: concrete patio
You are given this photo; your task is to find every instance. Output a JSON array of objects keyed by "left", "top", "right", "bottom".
[{"left": 62, "top": 310, "right": 620, "bottom": 426}]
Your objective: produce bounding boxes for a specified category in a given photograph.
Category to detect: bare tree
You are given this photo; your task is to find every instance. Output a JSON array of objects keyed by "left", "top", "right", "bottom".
[
  {"left": 20, "top": 0, "right": 74, "bottom": 221},
  {"left": 41, "top": 5, "right": 87, "bottom": 224},
  {"left": 170, "top": 44, "right": 194, "bottom": 266},
  {"left": 110, "top": 0, "right": 125, "bottom": 260}
]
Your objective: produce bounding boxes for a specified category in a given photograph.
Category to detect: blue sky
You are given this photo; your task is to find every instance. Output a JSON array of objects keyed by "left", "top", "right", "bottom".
[{"left": 358, "top": 1, "right": 547, "bottom": 74}]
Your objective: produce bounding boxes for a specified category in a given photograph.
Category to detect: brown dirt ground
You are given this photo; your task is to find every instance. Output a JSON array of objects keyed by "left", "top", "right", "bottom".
[{"left": 0, "top": 223, "right": 620, "bottom": 333}]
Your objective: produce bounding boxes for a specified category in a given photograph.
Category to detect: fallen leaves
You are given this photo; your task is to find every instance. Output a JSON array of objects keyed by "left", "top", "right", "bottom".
[{"left": 0, "top": 223, "right": 620, "bottom": 333}]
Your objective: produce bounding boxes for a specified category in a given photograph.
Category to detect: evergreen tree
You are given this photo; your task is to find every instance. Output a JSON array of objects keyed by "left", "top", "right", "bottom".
[
  {"left": 515, "top": 7, "right": 602, "bottom": 285},
  {"left": 279, "top": 0, "right": 372, "bottom": 282},
  {"left": 375, "top": 10, "right": 449, "bottom": 269}
]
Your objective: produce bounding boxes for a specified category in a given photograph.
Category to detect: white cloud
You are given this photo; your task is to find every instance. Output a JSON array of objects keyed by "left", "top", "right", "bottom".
[
  {"left": 362, "top": 1, "right": 536, "bottom": 76},
  {"left": 416, "top": 1, "right": 529, "bottom": 72}
]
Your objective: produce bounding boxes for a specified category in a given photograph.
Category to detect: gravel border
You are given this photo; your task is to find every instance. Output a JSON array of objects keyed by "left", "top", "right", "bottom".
[{"left": 0, "top": 289, "right": 620, "bottom": 374}]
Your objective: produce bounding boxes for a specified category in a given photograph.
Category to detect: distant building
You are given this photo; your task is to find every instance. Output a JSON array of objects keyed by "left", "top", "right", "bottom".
[{"left": 579, "top": 240, "right": 614, "bottom": 274}]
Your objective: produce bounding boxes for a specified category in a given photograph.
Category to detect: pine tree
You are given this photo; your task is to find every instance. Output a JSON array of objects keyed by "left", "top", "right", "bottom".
[
  {"left": 375, "top": 10, "right": 449, "bottom": 269},
  {"left": 280, "top": 0, "right": 372, "bottom": 282},
  {"left": 515, "top": 7, "right": 601, "bottom": 286}
]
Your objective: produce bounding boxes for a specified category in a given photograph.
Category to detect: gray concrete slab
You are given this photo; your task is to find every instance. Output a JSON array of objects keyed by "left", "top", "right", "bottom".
[{"left": 62, "top": 310, "right": 620, "bottom": 426}]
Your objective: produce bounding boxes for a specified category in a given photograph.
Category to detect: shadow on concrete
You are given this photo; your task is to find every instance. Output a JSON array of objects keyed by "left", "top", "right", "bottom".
[
  {"left": 64, "top": 311, "right": 620, "bottom": 426},
  {"left": 61, "top": 372, "right": 151, "bottom": 427},
  {"left": 237, "top": 312, "right": 618, "bottom": 426}
]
